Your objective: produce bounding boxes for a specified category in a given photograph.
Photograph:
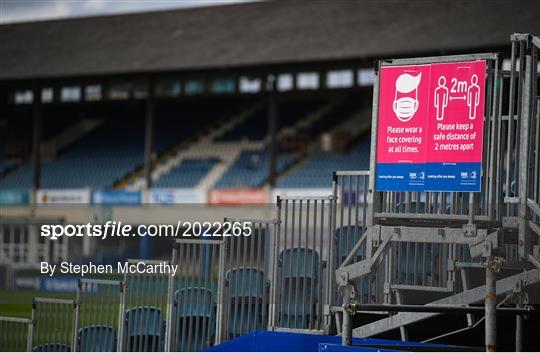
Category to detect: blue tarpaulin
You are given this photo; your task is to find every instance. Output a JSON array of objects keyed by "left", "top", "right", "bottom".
[{"left": 206, "top": 330, "right": 456, "bottom": 352}]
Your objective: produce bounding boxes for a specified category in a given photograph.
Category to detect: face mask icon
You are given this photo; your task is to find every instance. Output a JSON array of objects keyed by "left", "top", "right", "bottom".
[
  {"left": 393, "top": 97, "right": 418, "bottom": 120},
  {"left": 393, "top": 73, "right": 421, "bottom": 122}
]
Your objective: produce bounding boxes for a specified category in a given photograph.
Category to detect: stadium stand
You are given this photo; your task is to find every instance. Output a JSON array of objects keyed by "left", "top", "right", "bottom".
[
  {"left": 217, "top": 100, "right": 323, "bottom": 141},
  {"left": 153, "top": 158, "right": 219, "bottom": 188},
  {"left": 0, "top": 97, "right": 367, "bottom": 190},
  {"left": 211, "top": 96, "right": 367, "bottom": 189},
  {"left": 153, "top": 100, "right": 246, "bottom": 154},
  {"left": 0, "top": 160, "right": 16, "bottom": 176},
  {"left": 0, "top": 91, "right": 369, "bottom": 190},
  {"left": 0, "top": 114, "right": 145, "bottom": 189},
  {"left": 0, "top": 100, "right": 247, "bottom": 189},
  {"left": 0, "top": 116, "right": 32, "bottom": 167},
  {"left": 277, "top": 134, "right": 371, "bottom": 188},
  {"left": 0, "top": 163, "right": 33, "bottom": 189},
  {"left": 143, "top": 98, "right": 335, "bottom": 189},
  {"left": 215, "top": 148, "right": 296, "bottom": 189},
  {"left": 132, "top": 103, "right": 261, "bottom": 189}
]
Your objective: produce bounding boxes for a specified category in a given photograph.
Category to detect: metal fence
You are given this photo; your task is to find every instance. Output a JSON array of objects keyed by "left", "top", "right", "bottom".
[
  {"left": 123, "top": 259, "right": 169, "bottom": 352},
  {"left": 30, "top": 298, "right": 77, "bottom": 352},
  {"left": 388, "top": 242, "right": 453, "bottom": 293},
  {"left": 0, "top": 316, "right": 32, "bottom": 352},
  {"left": 221, "top": 219, "right": 274, "bottom": 340},
  {"left": 332, "top": 171, "right": 381, "bottom": 305},
  {"left": 511, "top": 34, "right": 540, "bottom": 265},
  {"left": 271, "top": 195, "right": 335, "bottom": 332},
  {"left": 166, "top": 239, "right": 225, "bottom": 352},
  {"left": 333, "top": 172, "right": 458, "bottom": 307},
  {"left": 75, "top": 279, "right": 125, "bottom": 352}
]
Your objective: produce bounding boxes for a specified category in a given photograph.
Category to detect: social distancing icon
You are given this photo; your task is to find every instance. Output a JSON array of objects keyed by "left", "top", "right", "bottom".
[
  {"left": 467, "top": 74, "right": 480, "bottom": 120},
  {"left": 434, "top": 76, "right": 449, "bottom": 121}
]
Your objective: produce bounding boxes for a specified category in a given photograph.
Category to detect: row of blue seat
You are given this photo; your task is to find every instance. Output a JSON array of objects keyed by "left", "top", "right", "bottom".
[
  {"left": 217, "top": 100, "right": 324, "bottom": 142},
  {"left": 31, "top": 247, "right": 322, "bottom": 352},
  {"left": 0, "top": 100, "right": 243, "bottom": 189},
  {"left": 0, "top": 114, "right": 145, "bottom": 189},
  {"left": 277, "top": 136, "right": 371, "bottom": 188},
  {"left": 1, "top": 95, "right": 365, "bottom": 189},
  {"left": 215, "top": 149, "right": 297, "bottom": 188},
  {"left": 153, "top": 158, "right": 219, "bottom": 188},
  {"left": 0, "top": 160, "right": 16, "bottom": 175},
  {"left": 31, "top": 225, "right": 473, "bottom": 352}
]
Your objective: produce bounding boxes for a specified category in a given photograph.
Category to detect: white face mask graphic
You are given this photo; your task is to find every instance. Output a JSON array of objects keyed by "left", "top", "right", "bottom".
[
  {"left": 393, "top": 97, "right": 419, "bottom": 120},
  {"left": 393, "top": 73, "right": 421, "bottom": 122}
]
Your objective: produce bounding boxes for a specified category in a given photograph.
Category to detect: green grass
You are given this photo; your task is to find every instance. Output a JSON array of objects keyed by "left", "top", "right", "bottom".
[{"left": 0, "top": 290, "right": 75, "bottom": 318}]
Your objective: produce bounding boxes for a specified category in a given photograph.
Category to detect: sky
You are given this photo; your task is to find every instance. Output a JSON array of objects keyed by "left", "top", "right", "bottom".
[{"left": 0, "top": 0, "right": 257, "bottom": 24}]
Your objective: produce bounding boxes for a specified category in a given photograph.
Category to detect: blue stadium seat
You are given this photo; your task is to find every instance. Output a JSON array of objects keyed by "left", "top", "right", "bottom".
[
  {"left": 280, "top": 248, "right": 319, "bottom": 279},
  {"left": 174, "top": 287, "right": 214, "bottom": 318},
  {"left": 172, "top": 287, "right": 215, "bottom": 351},
  {"left": 123, "top": 307, "right": 165, "bottom": 352},
  {"left": 335, "top": 225, "right": 377, "bottom": 304},
  {"left": 278, "top": 248, "right": 320, "bottom": 329},
  {"left": 395, "top": 242, "right": 441, "bottom": 287},
  {"left": 77, "top": 325, "right": 117, "bottom": 352},
  {"left": 335, "top": 225, "right": 366, "bottom": 263},
  {"left": 225, "top": 267, "right": 268, "bottom": 338},
  {"left": 32, "top": 343, "right": 71, "bottom": 352}
]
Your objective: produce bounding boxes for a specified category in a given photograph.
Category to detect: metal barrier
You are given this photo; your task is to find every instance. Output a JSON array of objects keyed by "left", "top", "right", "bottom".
[
  {"left": 511, "top": 34, "right": 540, "bottom": 266},
  {"left": 333, "top": 172, "right": 458, "bottom": 314},
  {"left": 31, "top": 298, "right": 77, "bottom": 352},
  {"left": 123, "top": 259, "right": 169, "bottom": 352},
  {"left": 166, "top": 239, "right": 225, "bottom": 352},
  {"left": 271, "top": 195, "right": 335, "bottom": 332},
  {"left": 221, "top": 219, "right": 274, "bottom": 340},
  {"left": 332, "top": 171, "right": 381, "bottom": 305},
  {"left": 390, "top": 242, "right": 452, "bottom": 292},
  {"left": 0, "top": 316, "right": 32, "bottom": 352},
  {"left": 76, "top": 279, "right": 125, "bottom": 352}
]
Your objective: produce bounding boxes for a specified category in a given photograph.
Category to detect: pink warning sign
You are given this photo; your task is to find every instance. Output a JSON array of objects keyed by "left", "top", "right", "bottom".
[{"left": 376, "top": 60, "right": 486, "bottom": 192}]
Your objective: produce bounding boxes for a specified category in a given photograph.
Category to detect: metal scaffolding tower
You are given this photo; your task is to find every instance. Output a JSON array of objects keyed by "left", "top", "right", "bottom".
[{"left": 335, "top": 34, "right": 540, "bottom": 351}]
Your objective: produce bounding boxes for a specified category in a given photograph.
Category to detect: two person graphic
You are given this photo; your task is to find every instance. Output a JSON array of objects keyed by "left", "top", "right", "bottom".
[{"left": 434, "top": 74, "right": 480, "bottom": 121}]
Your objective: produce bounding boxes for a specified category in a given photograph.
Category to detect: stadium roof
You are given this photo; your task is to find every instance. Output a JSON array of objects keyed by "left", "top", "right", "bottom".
[{"left": 1, "top": 0, "right": 540, "bottom": 81}]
